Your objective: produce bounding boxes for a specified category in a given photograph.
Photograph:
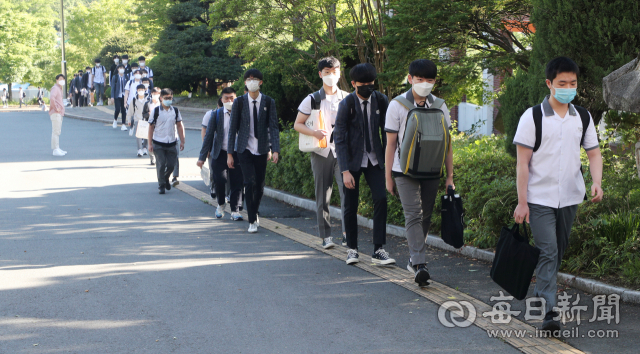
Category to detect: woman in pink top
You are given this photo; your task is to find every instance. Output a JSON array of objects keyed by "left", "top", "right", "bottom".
[{"left": 49, "top": 74, "right": 67, "bottom": 156}]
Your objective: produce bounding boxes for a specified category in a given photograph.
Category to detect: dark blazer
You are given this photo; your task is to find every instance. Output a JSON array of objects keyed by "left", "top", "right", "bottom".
[
  {"left": 73, "top": 76, "right": 82, "bottom": 93},
  {"left": 199, "top": 108, "right": 227, "bottom": 161},
  {"left": 81, "top": 72, "right": 90, "bottom": 89},
  {"left": 227, "top": 93, "right": 280, "bottom": 155},
  {"left": 110, "top": 74, "right": 126, "bottom": 99},
  {"left": 334, "top": 91, "right": 388, "bottom": 173}
]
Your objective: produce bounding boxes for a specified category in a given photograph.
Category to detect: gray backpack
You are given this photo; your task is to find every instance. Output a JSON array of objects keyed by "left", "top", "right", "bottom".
[{"left": 394, "top": 91, "right": 450, "bottom": 179}]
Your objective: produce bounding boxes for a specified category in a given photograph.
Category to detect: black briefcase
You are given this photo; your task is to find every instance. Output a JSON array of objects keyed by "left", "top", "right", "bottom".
[
  {"left": 490, "top": 224, "right": 540, "bottom": 300},
  {"left": 440, "top": 186, "right": 464, "bottom": 249}
]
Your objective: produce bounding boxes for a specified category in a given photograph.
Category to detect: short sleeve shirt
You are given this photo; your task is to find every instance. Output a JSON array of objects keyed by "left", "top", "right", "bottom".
[
  {"left": 149, "top": 106, "right": 183, "bottom": 144},
  {"left": 384, "top": 91, "right": 451, "bottom": 173},
  {"left": 297, "top": 92, "right": 341, "bottom": 158},
  {"left": 513, "top": 96, "right": 599, "bottom": 208}
]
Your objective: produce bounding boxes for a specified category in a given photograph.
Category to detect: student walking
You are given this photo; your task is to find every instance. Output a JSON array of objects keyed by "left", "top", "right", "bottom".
[
  {"left": 121, "top": 55, "right": 132, "bottom": 80},
  {"left": 73, "top": 70, "right": 84, "bottom": 107},
  {"left": 227, "top": 69, "right": 280, "bottom": 233},
  {"left": 142, "top": 87, "right": 162, "bottom": 165},
  {"left": 512, "top": 57, "right": 603, "bottom": 333},
  {"left": 384, "top": 59, "right": 454, "bottom": 286},
  {"left": 124, "top": 70, "right": 143, "bottom": 109},
  {"left": 148, "top": 89, "right": 185, "bottom": 194},
  {"left": 90, "top": 58, "right": 107, "bottom": 106},
  {"left": 2, "top": 88, "right": 9, "bottom": 108},
  {"left": 109, "top": 55, "right": 120, "bottom": 88},
  {"left": 37, "top": 87, "right": 45, "bottom": 110},
  {"left": 138, "top": 56, "right": 153, "bottom": 82},
  {"left": 294, "top": 56, "right": 348, "bottom": 249},
  {"left": 18, "top": 87, "right": 26, "bottom": 108},
  {"left": 49, "top": 74, "right": 67, "bottom": 157},
  {"left": 334, "top": 63, "right": 395, "bottom": 266},
  {"left": 126, "top": 84, "right": 149, "bottom": 157},
  {"left": 197, "top": 87, "right": 244, "bottom": 221},
  {"left": 110, "top": 65, "right": 128, "bottom": 130},
  {"left": 82, "top": 67, "right": 92, "bottom": 107}
]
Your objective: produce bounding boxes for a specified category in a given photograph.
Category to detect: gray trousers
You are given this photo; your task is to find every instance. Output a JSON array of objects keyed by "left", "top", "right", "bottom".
[
  {"left": 94, "top": 82, "right": 105, "bottom": 103},
  {"left": 153, "top": 143, "right": 177, "bottom": 187},
  {"left": 173, "top": 138, "right": 180, "bottom": 178},
  {"left": 528, "top": 203, "right": 579, "bottom": 314},
  {"left": 310, "top": 152, "right": 346, "bottom": 239},
  {"left": 395, "top": 176, "right": 440, "bottom": 265}
]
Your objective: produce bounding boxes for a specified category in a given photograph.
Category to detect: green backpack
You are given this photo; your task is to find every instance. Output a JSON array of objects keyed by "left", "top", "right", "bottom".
[{"left": 394, "top": 91, "right": 451, "bottom": 179}]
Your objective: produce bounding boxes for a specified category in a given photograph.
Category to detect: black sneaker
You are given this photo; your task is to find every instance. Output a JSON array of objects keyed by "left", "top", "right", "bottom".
[
  {"left": 371, "top": 248, "right": 396, "bottom": 265},
  {"left": 541, "top": 311, "right": 561, "bottom": 335},
  {"left": 414, "top": 264, "right": 431, "bottom": 287},
  {"left": 346, "top": 249, "right": 359, "bottom": 265},
  {"left": 172, "top": 177, "right": 179, "bottom": 187},
  {"left": 158, "top": 186, "right": 166, "bottom": 194},
  {"left": 341, "top": 232, "right": 347, "bottom": 246},
  {"left": 322, "top": 237, "right": 335, "bottom": 249},
  {"left": 165, "top": 179, "right": 171, "bottom": 191}
]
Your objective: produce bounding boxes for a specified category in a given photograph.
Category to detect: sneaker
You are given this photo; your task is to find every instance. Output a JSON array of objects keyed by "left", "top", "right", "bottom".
[
  {"left": 216, "top": 204, "right": 225, "bottom": 219},
  {"left": 413, "top": 264, "right": 431, "bottom": 287},
  {"left": 322, "top": 237, "right": 335, "bottom": 249},
  {"left": 210, "top": 191, "right": 216, "bottom": 199},
  {"left": 97, "top": 101, "right": 103, "bottom": 106},
  {"left": 142, "top": 148, "right": 148, "bottom": 155},
  {"left": 158, "top": 186, "right": 165, "bottom": 194},
  {"left": 225, "top": 195, "right": 230, "bottom": 204},
  {"left": 541, "top": 311, "right": 561, "bottom": 334},
  {"left": 52, "top": 148, "right": 65, "bottom": 157},
  {"left": 112, "top": 120, "right": 118, "bottom": 128},
  {"left": 165, "top": 180, "right": 171, "bottom": 191},
  {"left": 231, "top": 212, "right": 243, "bottom": 221},
  {"left": 342, "top": 232, "right": 348, "bottom": 246},
  {"left": 59, "top": 149, "right": 67, "bottom": 155},
  {"left": 346, "top": 249, "right": 359, "bottom": 264},
  {"left": 150, "top": 160, "right": 155, "bottom": 166},
  {"left": 372, "top": 248, "right": 396, "bottom": 265},
  {"left": 129, "top": 127, "right": 134, "bottom": 136},
  {"left": 248, "top": 223, "right": 258, "bottom": 233},
  {"left": 137, "top": 149, "right": 143, "bottom": 157},
  {"left": 121, "top": 125, "right": 128, "bottom": 131},
  {"left": 172, "top": 177, "right": 179, "bottom": 187},
  {"left": 255, "top": 215, "right": 260, "bottom": 228}
]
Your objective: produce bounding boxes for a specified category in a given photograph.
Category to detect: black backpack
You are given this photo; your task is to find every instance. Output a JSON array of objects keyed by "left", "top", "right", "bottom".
[{"left": 153, "top": 105, "right": 180, "bottom": 123}]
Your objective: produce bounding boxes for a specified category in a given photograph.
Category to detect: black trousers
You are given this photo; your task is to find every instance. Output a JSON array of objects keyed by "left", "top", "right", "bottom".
[
  {"left": 153, "top": 142, "right": 177, "bottom": 187},
  {"left": 113, "top": 97, "right": 126, "bottom": 124},
  {"left": 343, "top": 161, "right": 387, "bottom": 250},
  {"left": 212, "top": 150, "right": 243, "bottom": 212},
  {"left": 238, "top": 150, "right": 268, "bottom": 224},
  {"left": 74, "top": 92, "right": 84, "bottom": 107}
]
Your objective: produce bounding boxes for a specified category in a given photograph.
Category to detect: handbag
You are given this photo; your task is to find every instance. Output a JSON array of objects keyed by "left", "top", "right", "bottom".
[
  {"left": 135, "top": 120, "right": 150, "bottom": 139},
  {"left": 298, "top": 109, "right": 325, "bottom": 152},
  {"left": 201, "top": 165, "right": 211, "bottom": 187},
  {"left": 440, "top": 186, "right": 464, "bottom": 249},
  {"left": 490, "top": 223, "right": 540, "bottom": 300}
]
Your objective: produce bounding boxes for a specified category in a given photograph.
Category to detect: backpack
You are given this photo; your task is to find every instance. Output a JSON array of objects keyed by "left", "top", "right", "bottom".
[
  {"left": 132, "top": 96, "right": 149, "bottom": 115},
  {"left": 393, "top": 91, "right": 450, "bottom": 179},
  {"left": 153, "top": 105, "right": 180, "bottom": 123}
]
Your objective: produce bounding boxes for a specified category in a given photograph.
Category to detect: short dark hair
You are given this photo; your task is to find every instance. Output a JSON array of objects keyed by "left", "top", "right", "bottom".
[
  {"left": 95, "top": 58, "right": 101, "bottom": 63},
  {"left": 131, "top": 63, "right": 139, "bottom": 68},
  {"left": 349, "top": 63, "right": 377, "bottom": 83},
  {"left": 113, "top": 54, "right": 119, "bottom": 59},
  {"left": 318, "top": 56, "right": 340, "bottom": 71},
  {"left": 55, "top": 74, "right": 65, "bottom": 80},
  {"left": 122, "top": 54, "right": 129, "bottom": 59},
  {"left": 243, "top": 68, "right": 263, "bottom": 81},
  {"left": 217, "top": 97, "right": 223, "bottom": 108},
  {"left": 136, "top": 84, "right": 146, "bottom": 91},
  {"left": 85, "top": 66, "right": 91, "bottom": 70},
  {"left": 151, "top": 87, "right": 161, "bottom": 93},
  {"left": 142, "top": 77, "right": 150, "bottom": 83},
  {"left": 138, "top": 56, "right": 145, "bottom": 61},
  {"left": 140, "top": 69, "right": 147, "bottom": 74},
  {"left": 545, "top": 57, "right": 579, "bottom": 82},
  {"left": 160, "top": 88, "right": 173, "bottom": 97},
  {"left": 116, "top": 64, "right": 125, "bottom": 70},
  {"left": 409, "top": 59, "right": 437, "bottom": 79},
  {"left": 221, "top": 87, "right": 236, "bottom": 95}
]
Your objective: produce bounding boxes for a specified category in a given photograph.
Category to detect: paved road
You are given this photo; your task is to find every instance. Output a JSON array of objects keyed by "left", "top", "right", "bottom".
[{"left": 0, "top": 112, "right": 520, "bottom": 353}]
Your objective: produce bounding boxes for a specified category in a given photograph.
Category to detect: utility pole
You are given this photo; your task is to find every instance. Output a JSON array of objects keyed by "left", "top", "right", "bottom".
[{"left": 60, "top": 0, "right": 67, "bottom": 96}]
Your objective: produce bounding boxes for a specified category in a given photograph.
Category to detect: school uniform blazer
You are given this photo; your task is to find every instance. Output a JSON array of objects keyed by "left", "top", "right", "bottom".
[
  {"left": 334, "top": 91, "right": 388, "bottom": 173},
  {"left": 110, "top": 75, "right": 126, "bottom": 99},
  {"left": 227, "top": 93, "right": 280, "bottom": 155},
  {"left": 73, "top": 77, "right": 83, "bottom": 93},
  {"left": 199, "top": 108, "right": 227, "bottom": 161}
]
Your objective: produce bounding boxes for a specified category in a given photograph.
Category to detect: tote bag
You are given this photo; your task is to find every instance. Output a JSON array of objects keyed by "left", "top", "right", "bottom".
[{"left": 135, "top": 120, "right": 150, "bottom": 139}]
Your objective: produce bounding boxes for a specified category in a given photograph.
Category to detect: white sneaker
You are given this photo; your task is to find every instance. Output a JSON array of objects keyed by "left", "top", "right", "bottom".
[
  {"left": 248, "top": 223, "right": 258, "bottom": 233},
  {"left": 59, "top": 149, "right": 67, "bottom": 154},
  {"left": 52, "top": 149, "right": 65, "bottom": 156},
  {"left": 121, "top": 125, "right": 128, "bottom": 131},
  {"left": 231, "top": 212, "right": 243, "bottom": 221},
  {"left": 137, "top": 149, "right": 143, "bottom": 157},
  {"left": 255, "top": 215, "right": 260, "bottom": 227},
  {"left": 112, "top": 121, "right": 117, "bottom": 128},
  {"left": 97, "top": 102, "right": 103, "bottom": 106},
  {"left": 129, "top": 127, "right": 134, "bottom": 136},
  {"left": 142, "top": 148, "right": 148, "bottom": 155}
]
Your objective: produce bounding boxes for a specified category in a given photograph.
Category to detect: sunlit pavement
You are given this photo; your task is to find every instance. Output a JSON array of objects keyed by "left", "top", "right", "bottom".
[{"left": 0, "top": 112, "right": 519, "bottom": 353}]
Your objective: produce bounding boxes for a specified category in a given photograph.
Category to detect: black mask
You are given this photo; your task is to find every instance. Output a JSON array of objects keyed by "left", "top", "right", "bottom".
[{"left": 357, "top": 84, "right": 375, "bottom": 99}]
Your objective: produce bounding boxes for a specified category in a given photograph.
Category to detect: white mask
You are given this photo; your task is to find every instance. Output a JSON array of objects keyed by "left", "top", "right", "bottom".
[
  {"left": 118, "top": 69, "right": 124, "bottom": 74},
  {"left": 114, "top": 59, "right": 119, "bottom": 64},
  {"left": 142, "top": 74, "right": 148, "bottom": 78},
  {"left": 152, "top": 94, "right": 160, "bottom": 101},
  {"left": 143, "top": 83, "right": 149, "bottom": 88},
  {"left": 139, "top": 62, "right": 145, "bottom": 67},
  {"left": 134, "top": 74, "right": 141, "bottom": 80},
  {"left": 58, "top": 80, "right": 65, "bottom": 86},
  {"left": 246, "top": 80, "right": 260, "bottom": 92},
  {"left": 95, "top": 63, "right": 100, "bottom": 67},
  {"left": 87, "top": 70, "right": 91, "bottom": 73},
  {"left": 223, "top": 101, "right": 234, "bottom": 111},
  {"left": 137, "top": 91, "right": 145, "bottom": 97},
  {"left": 412, "top": 81, "right": 434, "bottom": 97},
  {"left": 322, "top": 73, "right": 339, "bottom": 87},
  {"left": 123, "top": 60, "right": 128, "bottom": 64}
]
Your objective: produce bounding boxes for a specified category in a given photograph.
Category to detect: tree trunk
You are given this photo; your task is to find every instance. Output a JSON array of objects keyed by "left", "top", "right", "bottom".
[
  {"left": 8, "top": 82, "right": 12, "bottom": 101},
  {"left": 636, "top": 142, "right": 640, "bottom": 179}
]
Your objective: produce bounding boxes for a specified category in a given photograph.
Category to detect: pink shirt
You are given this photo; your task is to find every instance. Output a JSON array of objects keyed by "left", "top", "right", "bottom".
[{"left": 49, "top": 84, "right": 65, "bottom": 116}]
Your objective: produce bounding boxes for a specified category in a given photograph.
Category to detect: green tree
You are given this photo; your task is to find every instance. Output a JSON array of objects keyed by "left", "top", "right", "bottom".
[
  {"left": 150, "top": 0, "right": 243, "bottom": 95},
  {"left": 500, "top": 0, "right": 640, "bottom": 154}
]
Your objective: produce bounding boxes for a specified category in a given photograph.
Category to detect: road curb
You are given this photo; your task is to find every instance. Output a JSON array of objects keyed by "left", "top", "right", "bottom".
[
  {"left": 263, "top": 186, "right": 640, "bottom": 304},
  {"left": 64, "top": 112, "right": 201, "bottom": 131}
]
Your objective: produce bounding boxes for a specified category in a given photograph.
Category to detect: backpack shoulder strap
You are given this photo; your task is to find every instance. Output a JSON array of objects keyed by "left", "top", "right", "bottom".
[
  {"left": 153, "top": 106, "right": 159, "bottom": 122},
  {"left": 173, "top": 106, "right": 180, "bottom": 122},
  {"left": 431, "top": 97, "right": 445, "bottom": 110},
  {"left": 532, "top": 104, "right": 543, "bottom": 152},
  {"left": 311, "top": 91, "right": 322, "bottom": 110},
  {"left": 393, "top": 96, "right": 413, "bottom": 110},
  {"left": 573, "top": 105, "right": 590, "bottom": 148}
]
